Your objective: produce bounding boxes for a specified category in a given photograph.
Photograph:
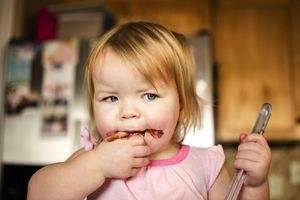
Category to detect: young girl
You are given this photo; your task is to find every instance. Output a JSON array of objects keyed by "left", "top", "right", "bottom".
[{"left": 27, "top": 22, "right": 271, "bottom": 200}]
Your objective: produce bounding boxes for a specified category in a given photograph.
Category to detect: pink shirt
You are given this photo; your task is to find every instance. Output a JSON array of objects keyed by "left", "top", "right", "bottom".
[{"left": 81, "top": 130, "right": 225, "bottom": 200}]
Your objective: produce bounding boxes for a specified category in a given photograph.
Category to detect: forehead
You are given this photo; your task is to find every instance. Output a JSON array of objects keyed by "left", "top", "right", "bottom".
[
  {"left": 93, "top": 49, "right": 143, "bottom": 85},
  {"left": 94, "top": 48, "right": 127, "bottom": 75},
  {"left": 92, "top": 47, "right": 172, "bottom": 87}
]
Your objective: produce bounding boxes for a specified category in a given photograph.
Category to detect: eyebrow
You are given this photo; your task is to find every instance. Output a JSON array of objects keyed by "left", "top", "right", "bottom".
[{"left": 94, "top": 85, "right": 117, "bottom": 97}]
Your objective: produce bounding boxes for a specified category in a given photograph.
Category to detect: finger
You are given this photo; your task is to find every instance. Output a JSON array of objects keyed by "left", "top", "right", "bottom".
[
  {"left": 132, "top": 145, "right": 151, "bottom": 157},
  {"left": 113, "top": 131, "right": 130, "bottom": 139},
  {"left": 106, "top": 131, "right": 115, "bottom": 137},
  {"left": 129, "top": 136, "right": 146, "bottom": 146},
  {"left": 238, "top": 142, "right": 264, "bottom": 154},
  {"left": 239, "top": 133, "right": 248, "bottom": 143},
  {"left": 104, "top": 135, "right": 117, "bottom": 142},
  {"left": 244, "top": 134, "right": 269, "bottom": 147},
  {"left": 105, "top": 132, "right": 129, "bottom": 142},
  {"left": 238, "top": 143, "right": 270, "bottom": 162},
  {"left": 234, "top": 157, "right": 267, "bottom": 179},
  {"left": 238, "top": 135, "right": 270, "bottom": 156},
  {"left": 234, "top": 158, "right": 259, "bottom": 172},
  {"left": 235, "top": 150, "right": 263, "bottom": 163},
  {"left": 234, "top": 151, "right": 262, "bottom": 168},
  {"left": 132, "top": 157, "right": 149, "bottom": 168},
  {"left": 130, "top": 168, "right": 141, "bottom": 177},
  {"left": 144, "top": 131, "right": 154, "bottom": 146}
]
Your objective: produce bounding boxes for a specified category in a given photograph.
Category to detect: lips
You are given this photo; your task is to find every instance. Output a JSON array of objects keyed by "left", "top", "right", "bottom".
[{"left": 105, "top": 129, "right": 163, "bottom": 142}]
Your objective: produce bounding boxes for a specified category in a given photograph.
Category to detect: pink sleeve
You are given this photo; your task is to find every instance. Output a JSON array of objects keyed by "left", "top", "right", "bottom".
[
  {"left": 80, "top": 129, "right": 97, "bottom": 151},
  {"left": 206, "top": 144, "right": 225, "bottom": 189}
]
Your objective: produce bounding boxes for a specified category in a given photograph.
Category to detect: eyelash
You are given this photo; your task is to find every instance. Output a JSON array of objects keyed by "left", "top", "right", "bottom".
[
  {"left": 99, "top": 93, "right": 158, "bottom": 103},
  {"left": 102, "top": 96, "right": 118, "bottom": 102},
  {"left": 143, "top": 93, "right": 158, "bottom": 101}
]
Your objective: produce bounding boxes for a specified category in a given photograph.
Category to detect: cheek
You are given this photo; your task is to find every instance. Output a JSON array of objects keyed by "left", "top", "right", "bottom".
[
  {"left": 150, "top": 103, "right": 180, "bottom": 129},
  {"left": 93, "top": 105, "right": 114, "bottom": 138},
  {"left": 148, "top": 114, "right": 177, "bottom": 133},
  {"left": 146, "top": 103, "right": 180, "bottom": 138}
]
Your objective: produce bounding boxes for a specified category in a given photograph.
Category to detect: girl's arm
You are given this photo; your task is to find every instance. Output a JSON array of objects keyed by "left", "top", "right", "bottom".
[
  {"left": 27, "top": 136, "right": 150, "bottom": 200},
  {"left": 27, "top": 149, "right": 105, "bottom": 200},
  {"left": 208, "top": 166, "right": 231, "bottom": 199}
]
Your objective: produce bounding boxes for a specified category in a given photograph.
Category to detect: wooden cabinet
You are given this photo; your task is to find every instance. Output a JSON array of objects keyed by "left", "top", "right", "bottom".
[
  {"left": 215, "top": 0, "right": 300, "bottom": 141},
  {"left": 104, "top": 0, "right": 212, "bottom": 35},
  {"left": 291, "top": 0, "right": 300, "bottom": 119}
]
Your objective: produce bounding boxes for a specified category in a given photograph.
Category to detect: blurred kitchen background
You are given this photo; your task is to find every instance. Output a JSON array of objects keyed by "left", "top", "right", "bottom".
[{"left": 0, "top": 0, "right": 299, "bottom": 199}]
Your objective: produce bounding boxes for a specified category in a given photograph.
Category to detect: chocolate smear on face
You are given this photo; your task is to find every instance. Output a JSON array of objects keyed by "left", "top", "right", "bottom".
[
  {"left": 147, "top": 129, "right": 163, "bottom": 138},
  {"left": 104, "top": 129, "right": 163, "bottom": 142}
]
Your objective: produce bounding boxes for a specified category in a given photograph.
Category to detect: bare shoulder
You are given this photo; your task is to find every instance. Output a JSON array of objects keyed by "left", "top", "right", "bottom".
[{"left": 208, "top": 166, "right": 231, "bottom": 199}]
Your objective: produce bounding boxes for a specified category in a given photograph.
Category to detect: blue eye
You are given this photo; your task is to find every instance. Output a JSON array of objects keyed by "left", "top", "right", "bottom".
[
  {"left": 143, "top": 93, "right": 158, "bottom": 101},
  {"left": 103, "top": 96, "right": 118, "bottom": 102}
]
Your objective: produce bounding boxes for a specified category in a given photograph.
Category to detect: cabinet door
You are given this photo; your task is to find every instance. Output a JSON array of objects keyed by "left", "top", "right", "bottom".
[
  {"left": 215, "top": 3, "right": 296, "bottom": 141},
  {"left": 291, "top": 0, "right": 300, "bottom": 120}
]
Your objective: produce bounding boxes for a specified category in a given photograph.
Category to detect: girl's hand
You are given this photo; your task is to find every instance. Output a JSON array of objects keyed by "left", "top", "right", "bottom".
[
  {"left": 234, "top": 133, "right": 271, "bottom": 187},
  {"left": 94, "top": 135, "right": 151, "bottom": 179}
]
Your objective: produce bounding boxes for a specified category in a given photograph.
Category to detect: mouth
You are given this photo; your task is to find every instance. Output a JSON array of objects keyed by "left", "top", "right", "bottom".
[
  {"left": 126, "top": 129, "right": 163, "bottom": 138},
  {"left": 105, "top": 129, "right": 163, "bottom": 142},
  {"left": 126, "top": 130, "right": 146, "bottom": 136}
]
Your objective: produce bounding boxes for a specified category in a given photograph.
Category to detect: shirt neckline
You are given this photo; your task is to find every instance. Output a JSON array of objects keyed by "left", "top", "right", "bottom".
[{"left": 148, "top": 145, "right": 190, "bottom": 167}]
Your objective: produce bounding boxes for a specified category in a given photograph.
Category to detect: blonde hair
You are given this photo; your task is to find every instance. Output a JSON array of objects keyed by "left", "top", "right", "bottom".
[{"left": 85, "top": 21, "right": 201, "bottom": 143}]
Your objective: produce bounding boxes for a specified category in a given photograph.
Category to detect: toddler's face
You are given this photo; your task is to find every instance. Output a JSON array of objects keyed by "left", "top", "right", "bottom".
[{"left": 92, "top": 49, "right": 181, "bottom": 159}]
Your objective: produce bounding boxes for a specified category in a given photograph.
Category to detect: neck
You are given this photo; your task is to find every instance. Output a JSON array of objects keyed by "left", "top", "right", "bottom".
[{"left": 149, "top": 142, "right": 181, "bottom": 160}]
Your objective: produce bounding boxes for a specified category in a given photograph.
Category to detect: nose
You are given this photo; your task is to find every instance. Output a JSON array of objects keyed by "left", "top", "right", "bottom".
[{"left": 120, "top": 103, "right": 140, "bottom": 120}]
